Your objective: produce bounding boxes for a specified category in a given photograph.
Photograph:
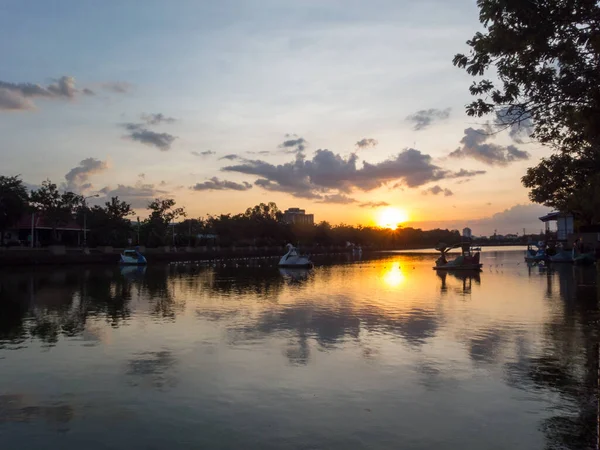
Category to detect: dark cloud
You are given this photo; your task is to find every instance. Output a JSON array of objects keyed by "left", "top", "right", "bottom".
[
  {"left": 101, "top": 82, "right": 132, "bottom": 93},
  {"left": 406, "top": 108, "right": 451, "bottom": 130},
  {"left": 317, "top": 194, "right": 357, "bottom": 204},
  {"left": 219, "top": 154, "right": 240, "bottom": 161},
  {"left": 448, "top": 168, "right": 487, "bottom": 178},
  {"left": 223, "top": 148, "right": 454, "bottom": 199},
  {"left": 98, "top": 183, "right": 167, "bottom": 208},
  {"left": 141, "top": 113, "right": 176, "bottom": 125},
  {"left": 359, "top": 201, "right": 390, "bottom": 208},
  {"left": 449, "top": 128, "right": 530, "bottom": 166},
  {"left": 122, "top": 123, "right": 176, "bottom": 151},
  {"left": 279, "top": 137, "right": 307, "bottom": 155},
  {"left": 422, "top": 185, "right": 453, "bottom": 196},
  {"left": 64, "top": 158, "right": 109, "bottom": 192},
  {"left": 191, "top": 150, "right": 215, "bottom": 157},
  {"left": 355, "top": 138, "right": 378, "bottom": 149},
  {"left": 191, "top": 177, "right": 252, "bottom": 191},
  {"left": 0, "top": 76, "right": 87, "bottom": 111},
  {"left": 494, "top": 107, "right": 534, "bottom": 144}
]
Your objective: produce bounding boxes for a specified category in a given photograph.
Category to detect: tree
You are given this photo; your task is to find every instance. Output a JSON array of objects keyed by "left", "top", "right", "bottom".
[
  {"left": 30, "top": 180, "right": 82, "bottom": 243},
  {"left": 453, "top": 0, "right": 600, "bottom": 223},
  {"left": 145, "top": 198, "right": 186, "bottom": 246},
  {"left": 0, "top": 175, "right": 29, "bottom": 245},
  {"left": 78, "top": 196, "right": 134, "bottom": 246}
]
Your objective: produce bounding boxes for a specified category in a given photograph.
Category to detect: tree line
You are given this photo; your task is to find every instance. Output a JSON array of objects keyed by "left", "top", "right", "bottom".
[{"left": 0, "top": 176, "right": 462, "bottom": 249}]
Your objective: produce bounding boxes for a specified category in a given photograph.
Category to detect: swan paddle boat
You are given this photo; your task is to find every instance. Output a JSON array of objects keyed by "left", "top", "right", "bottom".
[
  {"left": 525, "top": 241, "right": 547, "bottom": 262},
  {"left": 434, "top": 242, "right": 482, "bottom": 271},
  {"left": 278, "top": 244, "right": 313, "bottom": 268},
  {"left": 119, "top": 247, "right": 147, "bottom": 265}
]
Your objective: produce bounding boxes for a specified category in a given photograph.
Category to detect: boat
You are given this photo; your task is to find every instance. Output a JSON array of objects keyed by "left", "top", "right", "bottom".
[
  {"left": 278, "top": 244, "right": 313, "bottom": 268},
  {"left": 119, "top": 247, "right": 147, "bottom": 265},
  {"left": 549, "top": 249, "right": 573, "bottom": 263},
  {"left": 573, "top": 252, "right": 596, "bottom": 265},
  {"left": 572, "top": 245, "right": 596, "bottom": 266},
  {"left": 525, "top": 241, "right": 546, "bottom": 262},
  {"left": 433, "top": 242, "right": 482, "bottom": 271}
]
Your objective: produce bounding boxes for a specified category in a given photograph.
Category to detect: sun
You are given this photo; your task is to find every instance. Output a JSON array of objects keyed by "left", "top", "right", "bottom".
[{"left": 377, "top": 207, "right": 409, "bottom": 229}]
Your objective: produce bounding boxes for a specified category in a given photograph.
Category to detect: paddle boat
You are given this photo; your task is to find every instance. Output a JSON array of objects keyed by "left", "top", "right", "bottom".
[
  {"left": 434, "top": 242, "right": 482, "bottom": 271},
  {"left": 571, "top": 240, "right": 596, "bottom": 266},
  {"left": 549, "top": 248, "right": 573, "bottom": 263},
  {"left": 525, "top": 241, "right": 547, "bottom": 262},
  {"left": 119, "top": 247, "right": 147, "bottom": 265},
  {"left": 278, "top": 244, "right": 313, "bottom": 268}
]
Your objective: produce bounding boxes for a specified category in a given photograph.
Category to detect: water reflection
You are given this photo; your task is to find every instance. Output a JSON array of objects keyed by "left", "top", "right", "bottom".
[
  {"left": 0, "top": 253, "right": 597, "bottom": 449},
  {"left": 436, "top": 270, "right": 481, "bottom": 295},
  {"left": 382, "top": 261, "right": 405, "bottom": 287}
]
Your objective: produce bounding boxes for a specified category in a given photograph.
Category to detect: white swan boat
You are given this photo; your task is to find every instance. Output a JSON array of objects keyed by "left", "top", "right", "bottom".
[
  {"left": 278, "top": 244, "right": 313, "bottom": 268},
  {"left": 119, "top": 248, "right": 147, "bottom": 265}
]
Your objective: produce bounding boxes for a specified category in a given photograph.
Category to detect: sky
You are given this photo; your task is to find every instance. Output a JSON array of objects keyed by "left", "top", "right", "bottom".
[{"left": 0, "top": 0, "right": 552, "bottom": 235}]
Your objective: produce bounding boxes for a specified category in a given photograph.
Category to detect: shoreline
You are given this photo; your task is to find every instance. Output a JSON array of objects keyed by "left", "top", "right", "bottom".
[{"left": 0, "top": 243, "right": 526, "bottom": 268}]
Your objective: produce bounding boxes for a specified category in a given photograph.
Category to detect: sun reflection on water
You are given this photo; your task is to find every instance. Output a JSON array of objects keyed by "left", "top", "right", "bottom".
[{"left": 382, "top": 262, "right": 405, "bottom": 287}]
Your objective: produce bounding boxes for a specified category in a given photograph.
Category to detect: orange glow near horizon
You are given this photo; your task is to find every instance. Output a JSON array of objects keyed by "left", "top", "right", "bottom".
[{"left": 377, "top": 207, "right": 409, "bottom": 229}]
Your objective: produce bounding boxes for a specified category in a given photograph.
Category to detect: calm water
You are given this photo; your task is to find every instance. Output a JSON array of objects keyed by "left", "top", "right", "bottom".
[{"left": 0, "top": 249, "right": 598, "bottom": 450}]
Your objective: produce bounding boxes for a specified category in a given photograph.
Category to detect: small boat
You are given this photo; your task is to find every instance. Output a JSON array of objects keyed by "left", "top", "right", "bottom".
[
  {"left": 119, "top": 247, "right": 147, "bottom": 265},
  {"left": 434, "top": 242, "right": 482, "bottom": 271},
  {"left": 549, "top": 249, "right": 573, "bottom": 263},
  {"left": 572, "top": 244, "right": 596, "bottom": 266},
  {"left": 278, "top": 244, "right": 313, "bottom": 268},
  {"left": 525, "top": 241, "right": 546, "bottom": 262}
]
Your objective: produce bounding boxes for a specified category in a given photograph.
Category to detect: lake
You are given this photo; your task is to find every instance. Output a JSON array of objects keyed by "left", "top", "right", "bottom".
[{"left": 0, "top": 249, "right": 598, "bottom": 449}]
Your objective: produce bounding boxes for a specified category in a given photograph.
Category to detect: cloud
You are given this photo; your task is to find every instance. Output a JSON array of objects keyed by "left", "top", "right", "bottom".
[
  {"left": 317, "top": 194, "right": 357, "bottom": 204},
  {"left": 359, "top": 201, "right": 390, "bottom": 208},
  {"left": 191, "top": 150, "right": 215, "bottom": 157},
  {"left": 98, "top": 183, "right": 167, "bottom": 208},
  {"left": 279, "top": 137, "right": 307, "bottom": 155},
  {"left": 64, "top": 157, "right": 110, "bottom": 192},
  {"left": 122, "top": 123, "right": 177, "bottom": 151},
  {"left": 449, "top": 128, "right": 530, "bottom": 166},
  {"left": 247, "top": 150, "right": 273, "bottom": 155},
  {"left": 448, "top": 168, "right": 487, "bottom": 178},
  {"left": 355, "top": 138, "right": 378, "bottom": 149},
  {"left": 141, "top": 113, "right": 176, "bottom": 125},
  {"left": 191, "top": 177, "right": 252, "bottom": 191},
  {"left": 223, "top": 147, "right": 458, "bottom": 199},
  {"left": 406, "top": 108, "right": 451, "bottom": 130},
  {"left": 219, "top": 154, "right": 240, "bottom": 161},
  {"left": 409, "top": 203, "right": 551, "bottom": 235},
  {"left": 101, "top": 82, "right": 132, "bottom": 93},
  {"left": 0, "top": 75, "right": 91, "bottom": 111},
  {"left": 422, "top": 185, "right": 453, "bottom": 196},
  {"left": 494, "top": 107, "right": 534, "bottom": 144}
]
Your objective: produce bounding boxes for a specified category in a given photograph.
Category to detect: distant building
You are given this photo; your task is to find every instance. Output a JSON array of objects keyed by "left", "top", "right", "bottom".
[
  {"left": 283, "top": 208, "right": 314, "bottom": 226},
  {"left": 462, "top": 227, "right": 472, "bottom": 239}
]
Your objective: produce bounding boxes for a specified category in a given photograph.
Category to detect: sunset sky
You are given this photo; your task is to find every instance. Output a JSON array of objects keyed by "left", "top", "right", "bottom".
[{"left": 0, "top": 0, "right": 551, "bottom": 235}]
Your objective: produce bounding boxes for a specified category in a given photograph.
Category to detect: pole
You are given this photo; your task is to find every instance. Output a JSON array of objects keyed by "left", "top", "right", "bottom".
[
  {"left": 30, "top": 212, "right": 34, "bottom": 248},
  {"left": 83, "top": 200, "right": 87, "bottom": 247}
]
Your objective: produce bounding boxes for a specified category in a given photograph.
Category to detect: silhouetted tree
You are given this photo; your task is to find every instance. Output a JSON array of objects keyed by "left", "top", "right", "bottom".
[
  {"left": 0, "top": 175, "right": 29, "bottom": 245},
  {"left": 30, "top": 180, "right": 82, "bottom": 243},
  {"left": 454, "top": 0, "right": 600, "bottom": 224}
]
